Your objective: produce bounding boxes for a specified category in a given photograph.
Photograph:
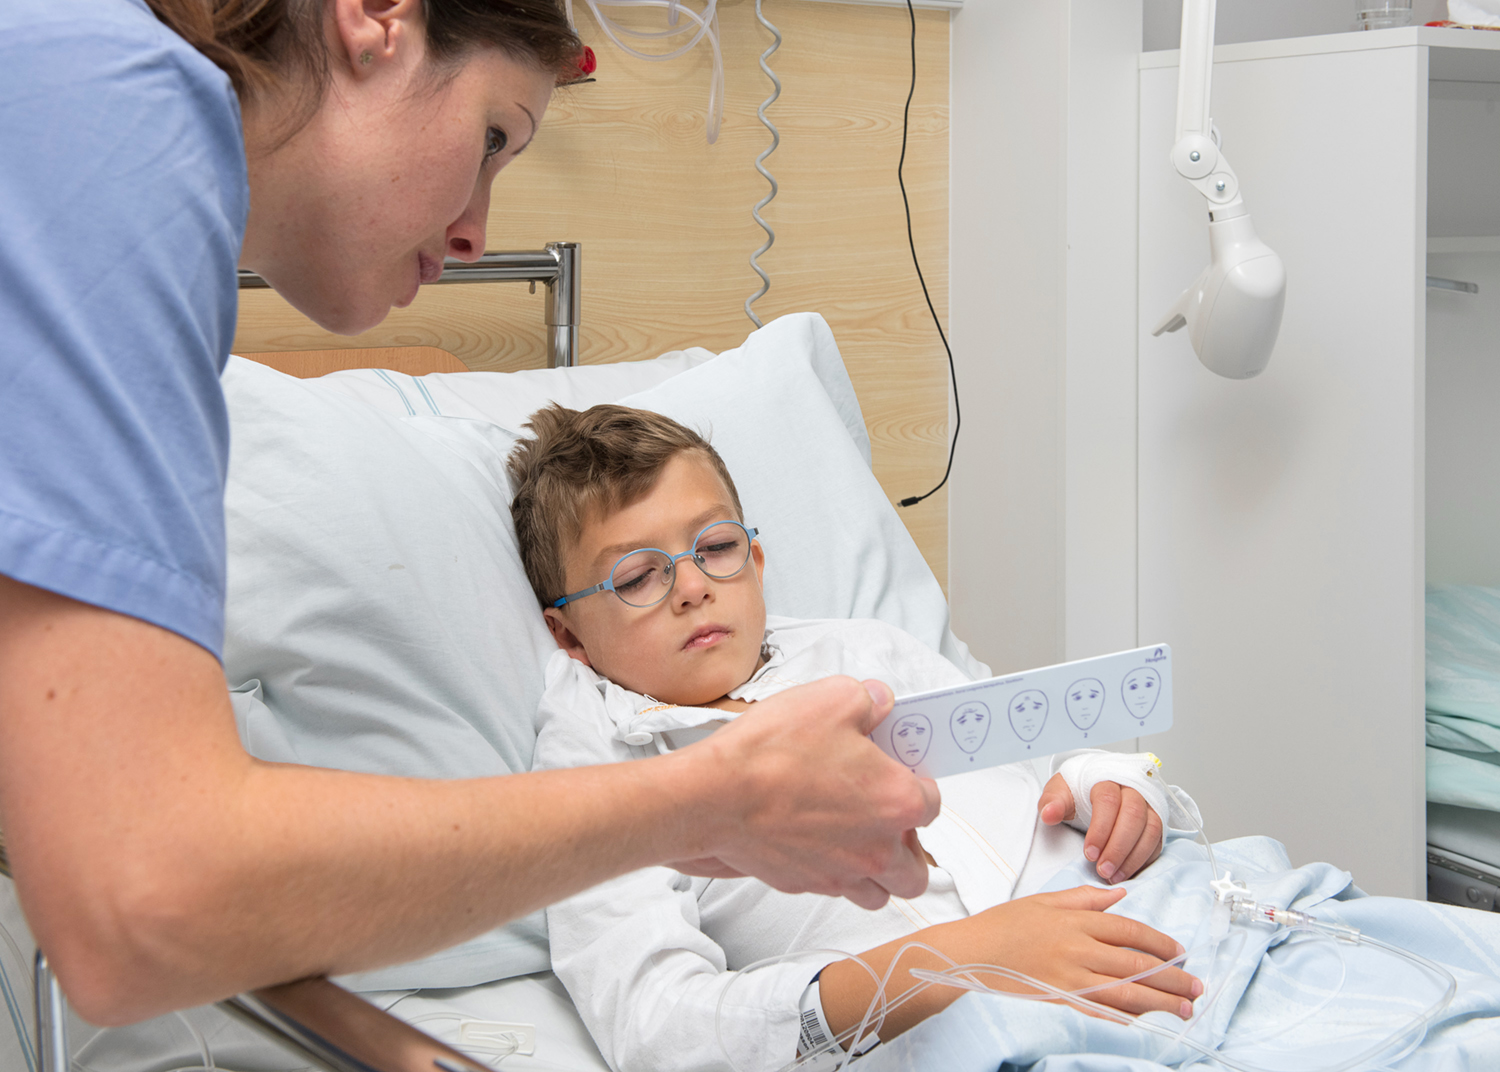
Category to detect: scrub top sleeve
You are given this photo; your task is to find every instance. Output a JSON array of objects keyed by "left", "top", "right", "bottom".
[{"left": 0, "top": 0, "right": 249, "bottom": 659}]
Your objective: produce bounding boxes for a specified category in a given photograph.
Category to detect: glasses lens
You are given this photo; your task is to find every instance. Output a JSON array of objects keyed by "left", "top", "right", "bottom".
[
  {"left": 694, "top": 522, "right": 751, "bottom": 579},
  {"left": 611, "top": 549, "right": 675, "bottom": 608}
]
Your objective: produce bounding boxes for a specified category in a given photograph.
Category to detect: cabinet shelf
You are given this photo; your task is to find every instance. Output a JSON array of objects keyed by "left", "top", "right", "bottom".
[{"left": 1430, "top": 237, "right": 1500, "bottom": 253}]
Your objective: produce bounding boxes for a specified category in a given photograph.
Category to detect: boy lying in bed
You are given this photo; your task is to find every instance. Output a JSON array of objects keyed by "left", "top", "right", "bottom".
[{"left": 509, "top": 404, "right": 1202, "bottom": 1072}]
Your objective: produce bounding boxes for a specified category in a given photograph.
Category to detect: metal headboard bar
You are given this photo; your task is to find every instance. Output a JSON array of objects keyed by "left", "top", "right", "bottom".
[
  {"left": 2, "top": 837, "right": 491, "bottom": 1072},
  {"left": 237, "top": 241, "right": 581, "bottom": 368}
]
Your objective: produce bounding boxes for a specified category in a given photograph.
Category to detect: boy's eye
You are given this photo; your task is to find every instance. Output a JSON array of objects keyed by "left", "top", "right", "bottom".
[
  {"left": 484, "top": 127, "right": 508, "bottom": 162},
  {"left": 615, "top": 567, "right": 655, "bottom": 592}
]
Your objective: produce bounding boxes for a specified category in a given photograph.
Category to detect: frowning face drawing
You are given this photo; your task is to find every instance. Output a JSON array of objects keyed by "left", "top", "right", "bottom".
[
  {"left": 1065, "top": 678, "right": 1105, "bottom": 730},
  {"left": 1007, "top": 689, "right": 1048, "bottom": 742},
  {"left": 891, "top": 714, "right": 933, "bottom": 767},
  {"left": 1122, "top": 668, "right": 1162, "bottom": 719},
  {"left": 950, "top": 701, "right": 991, "bottom": 754}
]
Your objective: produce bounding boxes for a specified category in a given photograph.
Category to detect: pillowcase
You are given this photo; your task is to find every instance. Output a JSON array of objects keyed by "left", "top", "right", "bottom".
[
  {"left": 222, "top": 360, "right": 550, "bottom": 991},
  {"left": 300, "top": 340, "right": 873, "bottom": 468}
]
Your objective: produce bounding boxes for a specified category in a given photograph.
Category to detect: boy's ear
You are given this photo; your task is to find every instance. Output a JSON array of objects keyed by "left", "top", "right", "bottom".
[
  {"left": 543, "top": 607, "right": 593, "bottom": 667},
  {"left": 750, "top": 537, "right": 765, "bottom": 588}
]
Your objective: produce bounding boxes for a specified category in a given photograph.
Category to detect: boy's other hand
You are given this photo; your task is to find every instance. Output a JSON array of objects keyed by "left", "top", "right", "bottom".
[
  {"left": 1038, "top": 775, "right": 1163, "bottom": 882},
  {"left": 665, "top": 676, "right": 940, "bottom": 909}
]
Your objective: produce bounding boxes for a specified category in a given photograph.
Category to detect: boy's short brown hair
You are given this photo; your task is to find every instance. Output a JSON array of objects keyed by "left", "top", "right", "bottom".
[{"left": 507, "top": 404, "right": 745, "bottom": 608}]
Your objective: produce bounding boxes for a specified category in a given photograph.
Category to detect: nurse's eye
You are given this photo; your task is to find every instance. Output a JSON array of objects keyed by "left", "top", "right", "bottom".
[{"left": 484, "top": 126, "right": 508, "bottom": 162}]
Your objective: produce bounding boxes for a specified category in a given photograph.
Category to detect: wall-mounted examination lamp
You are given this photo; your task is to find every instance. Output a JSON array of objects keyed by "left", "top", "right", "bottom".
[{"left": 1151, "top": 0, "right": 1286, "bottom": 380}]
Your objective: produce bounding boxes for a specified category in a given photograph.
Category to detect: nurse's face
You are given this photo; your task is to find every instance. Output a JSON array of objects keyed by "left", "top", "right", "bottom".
[{"left": 241, "top": 0, "right": 556, "bottom": 334}]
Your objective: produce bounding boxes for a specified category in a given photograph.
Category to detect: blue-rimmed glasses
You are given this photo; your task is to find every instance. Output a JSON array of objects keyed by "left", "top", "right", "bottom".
[{"left": 552, "top": 520, "right": 759, "bottom": 610}]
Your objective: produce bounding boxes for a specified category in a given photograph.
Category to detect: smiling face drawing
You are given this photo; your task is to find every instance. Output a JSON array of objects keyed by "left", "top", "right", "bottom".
[
  {"left": 891, "top": 714, "right": 933, "bottom": 767},
  {"left": 1065, "top": 678, "right": 1105, "bottom": 730},
  {"left": 949, "top": 702, "right": 991, "bottom": 754},
  {"left": 1007, "top": 690, "right": 1049, "bottom": 742},
  {"left": 1122, "top": 668, "right": 1162, "bottom": 719}
]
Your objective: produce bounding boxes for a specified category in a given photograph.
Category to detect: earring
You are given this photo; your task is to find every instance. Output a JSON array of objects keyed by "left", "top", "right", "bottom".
[{"left": 359, "top": 51, "right": 373, "bottom": 66}]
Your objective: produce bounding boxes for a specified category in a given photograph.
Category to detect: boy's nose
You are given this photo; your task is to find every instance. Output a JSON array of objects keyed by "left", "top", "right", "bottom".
[{"left": 673, "top": 561, "right": 714, "bottom": 607}]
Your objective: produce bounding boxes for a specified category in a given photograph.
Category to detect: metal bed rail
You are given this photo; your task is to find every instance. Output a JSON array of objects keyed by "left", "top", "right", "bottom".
[
  {"left": 238, "top": 241, "right": 581, "bottom": 368},
  {"left": 1, "top": 833, "right": 493, "bottom": 1072}
]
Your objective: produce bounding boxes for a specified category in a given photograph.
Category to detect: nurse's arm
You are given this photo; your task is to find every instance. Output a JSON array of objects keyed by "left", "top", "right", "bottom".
[{"left": 0, "top": 578, "right": 936, "bottom": 1026}]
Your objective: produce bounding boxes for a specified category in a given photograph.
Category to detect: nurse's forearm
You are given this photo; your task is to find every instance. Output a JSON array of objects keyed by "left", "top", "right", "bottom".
[{"left": 0, "top": 579, "right": 934, "bottom": 1024}]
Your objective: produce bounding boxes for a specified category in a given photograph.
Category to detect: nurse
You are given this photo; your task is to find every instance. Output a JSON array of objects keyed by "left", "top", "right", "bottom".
[{"left": 0, "top": 0, "right": 936, "bottom": 1024}]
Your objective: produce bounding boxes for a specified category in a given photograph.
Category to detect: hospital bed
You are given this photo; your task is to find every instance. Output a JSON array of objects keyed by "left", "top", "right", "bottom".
[
  {"left": 6, "top": 310, "right": 1500, "bottom": 1072},
  {"left": 1424, "top": 585, "right": 1500, "bottom": 912}
]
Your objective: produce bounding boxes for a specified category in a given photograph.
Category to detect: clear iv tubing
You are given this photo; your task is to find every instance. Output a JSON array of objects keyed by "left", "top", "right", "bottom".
[
  {"left": 564, "top": 0, "right": 724, "bottom": 143},
  {"left": 719, "top": 782, "right": 1458, "bottom": 1072}
]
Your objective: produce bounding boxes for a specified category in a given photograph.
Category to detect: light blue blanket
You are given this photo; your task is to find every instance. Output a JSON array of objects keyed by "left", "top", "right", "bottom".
[
  {"left": 1427, "top": 585, "right": 1500, "bottom": 811},
  {"left": 861, "top": 836, "right": 1500, "bottom": 1071}
]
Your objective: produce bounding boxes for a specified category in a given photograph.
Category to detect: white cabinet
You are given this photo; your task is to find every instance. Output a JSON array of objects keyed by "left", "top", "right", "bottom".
[{"left": 1136, "top": 28, "right": 1500, "bottom": 898}]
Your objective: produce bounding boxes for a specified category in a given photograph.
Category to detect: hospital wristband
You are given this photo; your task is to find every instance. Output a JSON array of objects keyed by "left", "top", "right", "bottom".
[
  {"left": 796, "top": 977, "right": 880, "bottom": 1066},
  {"left": 797, "top": 977, "right": 838, "bottom": 1057}
]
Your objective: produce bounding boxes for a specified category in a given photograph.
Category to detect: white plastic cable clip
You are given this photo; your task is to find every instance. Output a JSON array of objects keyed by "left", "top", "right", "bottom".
[{"left": 1209, "top": 871, "right": 1253, "bottom": 906}]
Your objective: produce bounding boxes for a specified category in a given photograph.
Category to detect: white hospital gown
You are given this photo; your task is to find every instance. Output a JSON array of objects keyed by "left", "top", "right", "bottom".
[{"left": 531, "top": 617, "right": 1182, "bottom": 1072}]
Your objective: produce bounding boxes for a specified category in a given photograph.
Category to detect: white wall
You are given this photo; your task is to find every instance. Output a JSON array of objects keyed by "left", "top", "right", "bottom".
[
  {"left": 949, "top": 0, "right": 1143, "bottom": 675},
  {"left": 1144, "top": 0, "right": 1448, "bottom": 51},
  {"left": 949, "top": 1, "right": 1068, "bottom": 674}
]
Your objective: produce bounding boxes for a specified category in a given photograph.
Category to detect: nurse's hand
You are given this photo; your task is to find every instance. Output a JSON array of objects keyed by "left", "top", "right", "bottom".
[
  {"left": 663, "top": 676, "right": 940, "bottom": 910},
  {"left": 1038, "top": 774, "right": 1163, "bottom": 883}
]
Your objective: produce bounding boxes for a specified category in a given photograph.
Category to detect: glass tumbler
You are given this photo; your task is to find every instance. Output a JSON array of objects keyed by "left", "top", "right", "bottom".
[{"left": 1357, "top": 0, "right": 1413, "bottom": 29}]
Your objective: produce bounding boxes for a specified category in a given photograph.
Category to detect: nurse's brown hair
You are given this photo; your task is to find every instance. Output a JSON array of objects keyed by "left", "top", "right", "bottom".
[
  {"left": 145, "top": 0, "right": 584, "bottom": 100},
  {"left": 507, "top": 404, "right": 745, "bottom": 610}
]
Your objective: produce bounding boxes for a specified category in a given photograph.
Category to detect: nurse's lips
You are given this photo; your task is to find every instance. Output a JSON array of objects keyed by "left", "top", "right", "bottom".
[
  {"left": 418, "top": 251, "right": 445, "bottom": 284},
  {"left": 396, "top": 253, "right": 446, "bottom": 308},
  {"left": 682, "top": 624, "right": 732, "bottom": 651}
]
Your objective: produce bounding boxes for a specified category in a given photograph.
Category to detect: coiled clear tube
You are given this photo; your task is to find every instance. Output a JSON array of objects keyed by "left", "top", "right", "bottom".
[{"left": 744, "top": 0, "right": 781, "bottom": 328}]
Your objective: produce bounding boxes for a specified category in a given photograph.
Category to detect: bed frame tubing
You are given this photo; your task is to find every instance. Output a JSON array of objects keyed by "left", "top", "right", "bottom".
[{"left": 238, "top": 241, "right": 582, "bottom": 368}]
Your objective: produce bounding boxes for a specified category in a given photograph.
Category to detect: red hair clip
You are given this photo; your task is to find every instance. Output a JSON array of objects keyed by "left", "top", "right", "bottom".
[{"left": 578, "top": 46, "right": 598, "bottom": 76}]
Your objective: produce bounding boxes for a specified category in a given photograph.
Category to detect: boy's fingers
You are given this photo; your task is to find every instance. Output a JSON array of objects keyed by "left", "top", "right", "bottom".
[
  {"left": 1115, "top": 812, "right": 1164, "bottom": 881},
  {"left": 1087, "top": 946, "right": 1199, "bottom": 999},
  {"left": 1083, "top": 781, "right": 1122, "bottom": 867},
  {"left": 1037, "top": 773, "right": 1075, "bottom": 825},
  {"left": 1037, "top": 885, "right": 1127, "bottom": 912},
  {"left": 1095, "top": 788, "right": 1150, "bottom": 882},
  {"left": 1086, "top": 911, "right": 1184, "bottom": 967},
  {"left": 1078, "top": 979, "right": 1196, "bottom": 1020}
]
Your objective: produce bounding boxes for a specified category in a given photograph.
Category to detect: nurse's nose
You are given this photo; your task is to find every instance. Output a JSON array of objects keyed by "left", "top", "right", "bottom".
[{"left": 445, "top": 181, "right": 492, "bottom": 262}]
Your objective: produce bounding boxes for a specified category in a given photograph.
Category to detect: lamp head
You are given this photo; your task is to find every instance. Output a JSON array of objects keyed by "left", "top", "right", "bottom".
[{"left": 1154, "top": 210, "right": 1286, "bottom": 380}]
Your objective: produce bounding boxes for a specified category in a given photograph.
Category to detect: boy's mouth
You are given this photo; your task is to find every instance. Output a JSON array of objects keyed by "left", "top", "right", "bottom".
[{"left": 682, "top": 624, "right": 733, "bottom": 651}]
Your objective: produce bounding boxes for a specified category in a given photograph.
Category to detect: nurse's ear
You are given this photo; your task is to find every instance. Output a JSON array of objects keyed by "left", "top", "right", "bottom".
[{"left": 330, "top": 0, "right": 425, "bottom": 79}]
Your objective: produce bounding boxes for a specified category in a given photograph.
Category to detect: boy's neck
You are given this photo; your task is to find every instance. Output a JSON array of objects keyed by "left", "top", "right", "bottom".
[{"left": 704, "top": 696, "right": 755, "bottom": 714}]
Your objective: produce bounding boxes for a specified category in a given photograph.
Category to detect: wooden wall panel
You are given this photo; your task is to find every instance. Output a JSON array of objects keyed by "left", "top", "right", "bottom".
[{"left": 235, "top": 2, "right": 950, "bottom": 584}]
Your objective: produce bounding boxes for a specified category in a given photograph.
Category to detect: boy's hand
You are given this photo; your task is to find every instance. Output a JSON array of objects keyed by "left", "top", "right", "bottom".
[
  {"left": 1038, "top": 774, "right": 1162, "bottom": 882},
  {"left": 819, "top": 886, "right": 1201, "bottom": 1040},
  {"left": 664, "top": 676, "right": 940, "bottom": 910}
]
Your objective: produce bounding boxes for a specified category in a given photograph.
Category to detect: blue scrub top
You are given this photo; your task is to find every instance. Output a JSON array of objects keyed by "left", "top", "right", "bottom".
[{"left": 0, "top": 0, "right": 248, "bottom": 659}]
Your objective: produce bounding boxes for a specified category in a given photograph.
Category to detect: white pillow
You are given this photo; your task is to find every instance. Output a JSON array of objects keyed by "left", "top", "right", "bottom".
[
  {"left": 619, "top": 313, "right": 982, "bottom": 676},
  {"left": 223, "top": 361, "right": 551, "bottom": 990},
  {"left": 220, "top": 312, "right": 973, "bottom": 991},
  {"left": 305, "top": 342, "right": 874, "bottom": 468}
]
